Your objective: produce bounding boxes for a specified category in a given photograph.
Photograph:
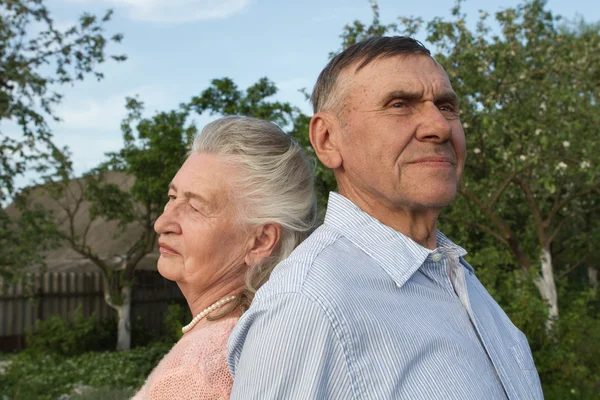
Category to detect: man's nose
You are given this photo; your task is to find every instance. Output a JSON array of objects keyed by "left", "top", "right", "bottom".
[{"left": 415, "top": 103, "right": 453, "bottom": 143}]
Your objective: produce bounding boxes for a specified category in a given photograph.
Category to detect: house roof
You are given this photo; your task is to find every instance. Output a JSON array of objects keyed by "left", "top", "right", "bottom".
[{"left": 6, "top": 171, "right": 160, "bottom": 273}]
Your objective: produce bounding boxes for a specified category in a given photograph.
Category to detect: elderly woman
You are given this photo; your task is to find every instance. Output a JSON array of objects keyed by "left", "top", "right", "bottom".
[{"left": 133, "top": 116, "right": 317, "bottom": 399}]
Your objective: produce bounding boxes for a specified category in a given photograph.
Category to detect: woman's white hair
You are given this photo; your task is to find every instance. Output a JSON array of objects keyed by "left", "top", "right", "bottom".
[{"left": 191, "top": 116, "right": 317, "bottom": 311}]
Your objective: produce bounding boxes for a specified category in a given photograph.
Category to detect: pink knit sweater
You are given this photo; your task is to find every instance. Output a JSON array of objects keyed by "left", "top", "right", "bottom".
[{"left": 133, "top": 317, "right": 237, "bottom": 400}]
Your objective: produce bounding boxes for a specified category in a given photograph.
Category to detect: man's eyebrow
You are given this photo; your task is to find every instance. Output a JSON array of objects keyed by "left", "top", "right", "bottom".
[
  {"left": 381, "top": 89, "right": 459, "bottom": 107},
  {"left": 381, "top": 90, "right": 424, "bottom": 104},
  {"left": 435, "top": 91, "right": 459, "bottom": 106}
]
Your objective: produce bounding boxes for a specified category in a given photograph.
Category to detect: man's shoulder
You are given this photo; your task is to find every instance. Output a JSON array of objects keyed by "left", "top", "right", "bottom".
[
  {"left": 255, "top": 224, "right": 344, "bottom": 297},
  {"left": 253, "top": 222, "right": 386, "bottom": 312}
]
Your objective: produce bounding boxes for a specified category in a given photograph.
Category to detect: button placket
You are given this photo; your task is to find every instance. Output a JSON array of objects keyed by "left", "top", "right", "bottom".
[{"left": 448, "top": 253, "right": 476, "bottom": 322}]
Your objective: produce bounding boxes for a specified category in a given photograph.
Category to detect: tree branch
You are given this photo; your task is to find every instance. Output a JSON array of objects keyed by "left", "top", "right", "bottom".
[
  {"left": 440, "top": 215, "right": 509, "bottom": 246},
  {"left": 548, "top": 187, "right": 597, "bottom": 228},
  {"left": 489, "top": 170, "right": 519, "bottom": 208},
  {"left": 459, "top": 184, "right": 513, "bottom": 238},
  {"left": 546, "top": 217, "right": 571, "bottom": 246},
  {"left": 513, "top": 176, "right": 545, "bottom": 243},
  {"left": 459, "top": 183, "right": 532, "bottom": 269},
  {"left": 558, "top": 252, "right": 592, "bottom": 279}
]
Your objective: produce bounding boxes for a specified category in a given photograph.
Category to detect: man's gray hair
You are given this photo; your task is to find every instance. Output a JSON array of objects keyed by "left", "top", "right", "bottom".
[
  {"left": 311, "top": 36, "right": 431, "bottom": 114},
  {"left": 191, "top": 116, "right": 317, "bottom": 311}
]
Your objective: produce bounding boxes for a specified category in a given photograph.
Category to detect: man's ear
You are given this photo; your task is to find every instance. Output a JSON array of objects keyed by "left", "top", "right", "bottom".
[
  {"left": 309, "top": 111, "right": 342, "bottom": 169},
  {"left": 244, "top": 223, "right": 281, "bottom": 267}
]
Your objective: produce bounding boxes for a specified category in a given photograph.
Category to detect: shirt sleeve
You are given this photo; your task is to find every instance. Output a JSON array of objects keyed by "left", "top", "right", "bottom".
[{"left": 228, "top": 292, "right": 354, "bottom": 400}]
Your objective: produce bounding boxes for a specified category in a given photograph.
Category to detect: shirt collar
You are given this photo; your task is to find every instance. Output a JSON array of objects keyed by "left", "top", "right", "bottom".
[{"left": 324, "top": 192, "right": 468, "bottom": 287}]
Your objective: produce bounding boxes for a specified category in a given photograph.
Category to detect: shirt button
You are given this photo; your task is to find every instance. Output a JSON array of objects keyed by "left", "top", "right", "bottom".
[{"left": 432, "top": 253, "right": 443, "bottom": 262}]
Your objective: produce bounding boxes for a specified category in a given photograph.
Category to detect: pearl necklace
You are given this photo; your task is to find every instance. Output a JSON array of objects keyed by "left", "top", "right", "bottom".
[{"left": 181, "top": 295, "right": 237, "bottom": 334}]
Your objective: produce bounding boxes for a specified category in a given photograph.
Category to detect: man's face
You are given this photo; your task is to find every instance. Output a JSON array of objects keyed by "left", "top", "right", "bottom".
[{"left": 333, "top": 54, "right": 466, "bottom": 214}]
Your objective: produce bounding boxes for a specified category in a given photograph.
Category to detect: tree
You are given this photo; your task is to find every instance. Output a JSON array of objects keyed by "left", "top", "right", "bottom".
[
  {"left": 0, "top": 0, "right": 125, "bottom": 280},
  {"left": 336, "top": 1, "right": 599, "bottom": 396},
  {"left": 337, "top": 0, "right": 600, "bottom": 327},
  {"left": 28, "top": 75, "right": 312, "bottom": 350},
  {"left": 410, "top": 0, "right": 599, "bottom": 328},
  {"left": 37, "top": 97, "right": 193, "bottom": 350},
  {"left": 189, "top": 77, "right": 336, "bottom": 211}
]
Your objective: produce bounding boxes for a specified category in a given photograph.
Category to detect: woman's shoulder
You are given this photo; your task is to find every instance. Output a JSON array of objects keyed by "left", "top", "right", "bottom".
[
  {"left": 133, "top": 317, "right": 238, "bottom": 400},
  {"left": 179, "top": 317, "right": 238, "bottom": 362}
]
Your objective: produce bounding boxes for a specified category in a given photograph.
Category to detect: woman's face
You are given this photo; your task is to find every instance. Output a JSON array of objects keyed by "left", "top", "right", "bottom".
[{"left": 154, "top": 152, "right": 250, "bottom": 292}]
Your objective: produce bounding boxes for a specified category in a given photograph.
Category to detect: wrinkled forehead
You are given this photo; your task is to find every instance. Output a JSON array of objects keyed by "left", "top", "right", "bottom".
[
  {"left": 338, "top": 53, "right": 451, "bottom": 92},
  {"left": 175, "top": 152, "right": 237, "bottom": 207}
]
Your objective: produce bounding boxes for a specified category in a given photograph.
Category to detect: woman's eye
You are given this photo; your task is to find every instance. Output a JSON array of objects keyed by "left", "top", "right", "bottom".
[
  {"left": 167, "top": 194, "right": 176, "bottom": 201},
  {"left": 189, "top": 201, "right": 204, "bottom": 213}
]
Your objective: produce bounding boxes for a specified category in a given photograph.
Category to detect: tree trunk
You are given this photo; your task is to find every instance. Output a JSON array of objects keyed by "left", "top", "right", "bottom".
[
  {"left": 588, "top": 264, "right": 598, "bottom": 296},
  {"left": 103, "top": 284, "right": 133, "bottom": 351},
  {"left": 534, "top": 246, "right": 559, "bottom": 330},
  {"left": 115, "top": 286, "right": 132, "bottom": 351}
]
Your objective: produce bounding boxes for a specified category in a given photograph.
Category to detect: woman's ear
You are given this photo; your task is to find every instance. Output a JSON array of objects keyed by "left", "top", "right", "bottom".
[
  {"left": 245, "top": 223, "right": 281, "bottom": 267},
  {"left": 309, "top": 111, "right": 342, "bottom": 169}
]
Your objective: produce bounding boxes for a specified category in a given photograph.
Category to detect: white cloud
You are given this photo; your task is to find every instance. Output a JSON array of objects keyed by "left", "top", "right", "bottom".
[
  {"left": 68, "top": 0, "right": 251, "bottom": 23},
  {"left": 56, "top": 95, "right": 128, "bottom": 132},
  {"left": 54, "top": 84, "right": 175, "bottom": 132},
  {"left": 45, "top": 84, "right": 178, "bottom": 176}
]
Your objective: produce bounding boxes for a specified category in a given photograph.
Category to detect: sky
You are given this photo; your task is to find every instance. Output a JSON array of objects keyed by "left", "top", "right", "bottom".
[{"left": 8, "top": 0, "right": 600, "bottom": 188}]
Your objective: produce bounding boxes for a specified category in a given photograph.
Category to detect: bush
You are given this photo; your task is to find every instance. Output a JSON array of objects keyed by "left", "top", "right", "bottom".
[
  {"left": 163, "top": 303, "right": 190, "bottom": 344},
  {"left": 67, "top": 386, "right": 136, "bottom": 400},
  {"left": 25, "top": 305, "right": 115, "bottom": 357},
  {"left": 0, "top": 342, "right": 170, "bottom": 400},
  {"left": 535, "top": 290, "right": 600, "bottom": 400},
  {"left": 130, "top": 302, "right": 190, "bottom": 347}
]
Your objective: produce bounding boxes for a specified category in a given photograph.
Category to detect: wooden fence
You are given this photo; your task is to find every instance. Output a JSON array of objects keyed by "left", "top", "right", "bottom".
[{"left": 0, "top": 271, "right": 185, "bottom": 351}]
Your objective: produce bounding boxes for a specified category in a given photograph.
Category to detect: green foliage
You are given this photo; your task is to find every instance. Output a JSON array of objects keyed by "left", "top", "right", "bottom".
[
  {"left": 535, "top": 290, "right": 600, "bottom": 399},
  {"left": 187, "top": 77, "right": 337, "bottom": 215},
  {"left": 115, "top": 97, "right": 193, "bottom": 210},
  {"left": 336, "top": 1, "right": 398, "bottom": 51},
  {"left": 67, "top": 386, "right": 136, "bottom": 400},
  {"left": 0, "top": 193, "right": 59, "bottom": 285},
  {"left": 0, "top": 342, "right": 170, "bottom": 400},
  {"left": 0, "top": 0, "right": 125, "bottom": 283},
  {"left": 25, "top": 306, "right": 115, "bottom": 357},
  {"left": 397, "top": 0, "right": 600, "bottom": 271},
  {"left": 189, "top": 77, "right": 296, "bottom": 129},
  {"left": 23, "top": 95, "right": 193, "bottom": 350},
  {"left": 162, "top": 303, "right": 190, "bottom": 343},
  {"left": 130, "top": 303, "right": 190, "bottom": 347},
  {"left": 337, "top": 1, "right": 600, "bottom": 396},
  {"left": 0, "top": 0, "right": 125, "bottom": 201}
]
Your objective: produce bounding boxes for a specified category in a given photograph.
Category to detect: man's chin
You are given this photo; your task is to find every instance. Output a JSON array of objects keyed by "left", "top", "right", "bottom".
[{"left": 413, "top": 190, "right": 457, "bottom": 210}]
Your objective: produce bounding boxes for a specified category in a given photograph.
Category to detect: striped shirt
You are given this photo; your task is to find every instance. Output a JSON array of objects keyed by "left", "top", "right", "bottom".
[{"left": 228, "top": 192, "right": 543, "bottom": 399}]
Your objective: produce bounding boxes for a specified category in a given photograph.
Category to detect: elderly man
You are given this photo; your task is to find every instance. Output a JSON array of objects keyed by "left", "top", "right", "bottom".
[{"left": 228, "top": 36, "right": 543, "bottom": 400}]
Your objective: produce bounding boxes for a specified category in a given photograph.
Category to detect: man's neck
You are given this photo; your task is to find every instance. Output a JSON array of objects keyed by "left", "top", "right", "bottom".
[{"left": 337, "top": 189, "right": 441, "bottom": 250}]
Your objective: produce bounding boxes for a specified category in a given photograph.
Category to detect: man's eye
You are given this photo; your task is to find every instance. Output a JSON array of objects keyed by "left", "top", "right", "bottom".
[
  {"left": 439, "top": 104, "right": 456, "bottom": 112},
  {"left": 391, "top": 102, "right": 407, "bottom": 108}
]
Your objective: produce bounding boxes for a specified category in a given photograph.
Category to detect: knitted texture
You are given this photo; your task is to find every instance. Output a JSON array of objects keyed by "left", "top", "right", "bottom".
[{"left": 134, "top": 317, "right": 238, "bottom": 400}]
